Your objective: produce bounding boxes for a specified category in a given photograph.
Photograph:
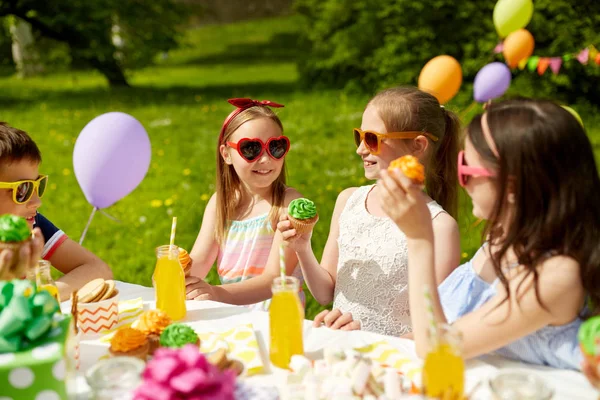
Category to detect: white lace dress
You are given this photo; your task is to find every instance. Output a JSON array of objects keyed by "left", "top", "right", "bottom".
[{"left": 333, "top": 185, "right": 445, "bottom": 336}]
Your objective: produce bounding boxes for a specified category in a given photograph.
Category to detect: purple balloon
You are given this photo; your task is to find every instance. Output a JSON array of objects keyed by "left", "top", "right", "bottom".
[
  {"left": 473, "top": 62, "right": 512, "bottom": 103},
  {"left": 73, "top": 112, "right": 151, "bottom": 209}
]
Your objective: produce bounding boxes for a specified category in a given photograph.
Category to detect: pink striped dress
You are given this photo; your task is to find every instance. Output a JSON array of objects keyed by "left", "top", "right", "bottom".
[{"left": 217, "top": 213, "right": 305, "bottom": 311}]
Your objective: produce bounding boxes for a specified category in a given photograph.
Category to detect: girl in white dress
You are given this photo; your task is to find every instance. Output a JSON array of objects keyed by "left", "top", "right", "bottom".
[{"left": 278, "top": 87, "right": 461, "bottom": 336}]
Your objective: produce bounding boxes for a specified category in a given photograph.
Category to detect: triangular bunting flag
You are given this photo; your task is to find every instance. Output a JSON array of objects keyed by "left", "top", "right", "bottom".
[
  {"left": 549, "top": 57, "right": 562, "bottom": 74},
  {"left": 577, "top": 48, "right": 589, "bottom": 64},
  {"left": 518, "top": 58, "right": 528, "bottom": 70},
  {"left": 596, "top": 53, "right": 600, "bottom": 66},
  {"left": 527, "top": 56, "right": 540, "bottom": 72},
  {"left": 589, "top": 45, "right": 599, "bottom": 60},
  {"left": 494, "top": 42, "right": 504, "bottom": 54},
  {"left": 537, "top": 58, "right": 550, "bottom": 75}
]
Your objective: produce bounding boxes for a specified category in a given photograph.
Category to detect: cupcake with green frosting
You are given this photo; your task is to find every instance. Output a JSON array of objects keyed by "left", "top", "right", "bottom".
[
  {"left": 159, "top": 323, "right": 200, "bottom": 349},
  {"left": 288, "top": 198, "right": 319, "bottom": 235},
  {"left": 579, "top": 316, "right": 600, "bottom": 366},
  {"left": 0, "top": 214, "right": 32, "bottom": 280}
]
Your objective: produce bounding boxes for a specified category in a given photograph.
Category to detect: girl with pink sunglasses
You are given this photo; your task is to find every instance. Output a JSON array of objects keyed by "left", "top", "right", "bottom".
[
  {"left": 184, "top": 98, "right": 305, "bottom": 310},
  {"left": 379, "top": 98, "right": 600, "bottom": 370}
]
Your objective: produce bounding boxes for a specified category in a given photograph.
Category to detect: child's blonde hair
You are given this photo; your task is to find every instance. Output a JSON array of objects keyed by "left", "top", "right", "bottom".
[
  {"left": 368, "top": 86, "right": 460, "bottom": 217},
  {"left": 215, "top": 107, "right": 287, "bottom": 244}
]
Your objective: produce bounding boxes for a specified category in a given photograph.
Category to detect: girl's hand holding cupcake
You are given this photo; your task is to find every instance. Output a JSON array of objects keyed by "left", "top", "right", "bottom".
[
  {"left": 278, "top": 198, "right": 319, "bottom": 254},
  {"left": 378, "top": 168, "right": 433, "bottom": 240},
  {"left": 277, "top": 214, "right": 312, "bottom": 253},
  {"left": 0, "top": 226, "right": 43, "bottom": 280}
]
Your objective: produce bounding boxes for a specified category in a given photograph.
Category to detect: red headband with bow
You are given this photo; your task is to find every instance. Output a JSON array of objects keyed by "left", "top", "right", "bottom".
[{"left": 219, "top": 98, "right": 285, "bottom": 143}]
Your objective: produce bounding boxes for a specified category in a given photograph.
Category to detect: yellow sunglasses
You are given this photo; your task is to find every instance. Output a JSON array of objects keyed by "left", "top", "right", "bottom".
[{"left": 0, "top": 175, "right": 48, "bottom": 204}]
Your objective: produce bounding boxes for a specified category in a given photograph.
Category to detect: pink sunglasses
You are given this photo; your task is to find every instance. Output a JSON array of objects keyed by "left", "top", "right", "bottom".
[{"left": 458, "top": 150, "right": 496, "bottom": 187}]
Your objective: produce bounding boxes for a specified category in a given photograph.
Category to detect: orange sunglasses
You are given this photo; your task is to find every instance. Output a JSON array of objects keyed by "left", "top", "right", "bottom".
[{"left": 353, "top": 128, "right": 439, "bottom": 155}]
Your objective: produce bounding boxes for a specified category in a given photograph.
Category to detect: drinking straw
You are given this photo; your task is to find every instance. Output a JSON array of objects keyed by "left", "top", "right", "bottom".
[
  {"left": 169, "top": 216, "right": 177, "bottom": 258},
  {"left": 279, "top": 243, "right": 286, "bottom": 286},
  {"left": 71, "top": 291, "right": 79, "bottom": 335},
  {"left": 423, "top": 284, "right": 438, "bottom": 347}
]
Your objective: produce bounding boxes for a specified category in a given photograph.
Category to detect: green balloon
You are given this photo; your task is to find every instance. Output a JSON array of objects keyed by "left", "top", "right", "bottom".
[
  {"left": 562, "top": 105, "right": 584, "bottom": 127},
  {"left": 493, "top": 0, "right": 534, "bottom": 38}
]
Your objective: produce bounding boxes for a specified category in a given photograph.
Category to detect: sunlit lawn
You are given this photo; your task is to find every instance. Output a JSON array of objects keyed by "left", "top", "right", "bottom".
[{"left": 0, "top": 15, "right": 598, "bottom": 319}]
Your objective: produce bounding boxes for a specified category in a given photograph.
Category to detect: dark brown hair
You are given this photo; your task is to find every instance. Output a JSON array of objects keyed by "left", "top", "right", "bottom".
[
  {"left": 467, "top": 99, "right": 600, "bottom": 316},
  {"left": 368, "top": 87, "right": 460, "bottom": 218},
  {"left": 0, "top": 122, "right": 42, "bottom": 165},
  {"left": 215, "top": 107, "right": 286, "bottom": 244}
]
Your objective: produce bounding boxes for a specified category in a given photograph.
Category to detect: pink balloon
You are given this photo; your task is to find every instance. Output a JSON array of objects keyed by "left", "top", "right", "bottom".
[{"left": 73, "top": 112, "right": 151, "bottom": 209}]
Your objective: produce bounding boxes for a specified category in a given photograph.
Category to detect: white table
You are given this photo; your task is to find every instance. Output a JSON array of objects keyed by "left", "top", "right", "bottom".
[{"left": 62, "top": 281, "right": 598, "bottom": 399}]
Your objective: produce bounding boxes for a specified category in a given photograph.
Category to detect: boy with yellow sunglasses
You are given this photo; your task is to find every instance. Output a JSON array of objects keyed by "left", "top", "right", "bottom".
[{"left": 0, "top": 122, "right": 112, "bottom": 299}]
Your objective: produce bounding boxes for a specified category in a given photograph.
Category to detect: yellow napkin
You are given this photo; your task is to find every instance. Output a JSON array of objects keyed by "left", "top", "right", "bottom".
[
  {"left": 99, "top": 297, "right": 144, "bottom": 343},
  {"left": 197, "top": 323, "right": 263, "bottom": 376},
  {"left": 354, "top": 340, "right": 423, "bottom": 383}
]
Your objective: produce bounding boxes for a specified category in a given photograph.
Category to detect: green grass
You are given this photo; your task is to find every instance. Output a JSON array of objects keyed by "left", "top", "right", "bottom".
[{"left": 1, "top": 15, "right": 598, "bottom": 320}]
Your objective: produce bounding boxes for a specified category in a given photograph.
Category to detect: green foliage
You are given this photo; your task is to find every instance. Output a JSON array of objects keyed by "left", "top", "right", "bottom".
[
  {"left": 0, "top": 0, "right": 188, "bottom": 85},
  {"left": 294, "top": 0, "right": 600, "bottom": 105},
  {"left": 0, "top": 15, "right": 598, "bottom": 320}
]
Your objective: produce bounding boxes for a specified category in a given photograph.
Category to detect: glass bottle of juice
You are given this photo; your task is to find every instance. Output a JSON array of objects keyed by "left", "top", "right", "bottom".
[
  {"left": 36, "top": 260, "right": 60, "bottom": 303},
  {"left": 269, "top": 276, "right": 304, "bottom": 369},
  {"left": 154, "top": 245, "right": 186, "bottom": 321},
  {"left": 422, "top": 324, "right": 465, "bottom": 398}
]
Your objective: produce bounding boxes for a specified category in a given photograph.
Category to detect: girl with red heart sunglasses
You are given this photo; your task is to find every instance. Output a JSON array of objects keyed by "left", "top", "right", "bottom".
[{"left": 184, "top": 98, "right": 305, "bottom": 309}]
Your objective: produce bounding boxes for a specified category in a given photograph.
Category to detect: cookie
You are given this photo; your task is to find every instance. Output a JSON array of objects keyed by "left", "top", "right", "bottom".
[
  {"left": 90, "top": 282, "right": 108, "bottom": 303},
  {"left": 207, "top": 348, "right": 229, "bottom": 370},
  {"left": 78, "top": 279, "right": 107, "bottom": 303},
  {"left": 99, "top": 280, "right": 117, "bottom": 301}
]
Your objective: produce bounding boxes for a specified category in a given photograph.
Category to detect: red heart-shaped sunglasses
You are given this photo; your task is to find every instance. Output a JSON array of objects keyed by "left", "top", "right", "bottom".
[{"left": 227, "top": 136, "right": 290, "bottom": 162}]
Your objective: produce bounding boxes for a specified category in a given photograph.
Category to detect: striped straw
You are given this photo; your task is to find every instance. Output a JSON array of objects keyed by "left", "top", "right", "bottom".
[
  {"left": 423, "top": 284, "right": 438, "bottom": 347},
  {"left": 279, "top": 243, "right": 286, "bottom": 286},
  {"left": 169, "top": 217, "right": 177, "bottom": 256}
]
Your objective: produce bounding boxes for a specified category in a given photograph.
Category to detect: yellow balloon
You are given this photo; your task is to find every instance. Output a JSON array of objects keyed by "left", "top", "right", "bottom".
[
  {"left": 502, "top": 29, "right": 535, "bottom": 68},
  {"left": 418, "top": 55, "right": 463, "bottom": 105},
  {"left": 562, "top": 105, "right": 584, "bottom": 127},
  {"left": 493, "top": 0, "right": 534, "bottom": 38}
]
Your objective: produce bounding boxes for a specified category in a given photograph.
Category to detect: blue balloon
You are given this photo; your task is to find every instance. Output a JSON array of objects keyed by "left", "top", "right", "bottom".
[
  {"left": 73, "top": 112, "right": 151, "bottom": 209},
  {"left": 473, "top": 62, "right": 512, "bottom": 103}
]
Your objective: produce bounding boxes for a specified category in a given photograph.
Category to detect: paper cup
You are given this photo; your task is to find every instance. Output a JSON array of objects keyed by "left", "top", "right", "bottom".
[{"left": 77, "top": 293, "right": 119, "bottom": 336}]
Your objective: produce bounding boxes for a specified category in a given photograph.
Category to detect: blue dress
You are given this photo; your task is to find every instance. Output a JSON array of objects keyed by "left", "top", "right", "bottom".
[{"left": 438, "top": 246, "right": 583, "bottom": 370}]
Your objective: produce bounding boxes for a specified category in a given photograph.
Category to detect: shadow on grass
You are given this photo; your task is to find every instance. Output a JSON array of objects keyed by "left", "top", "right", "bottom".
[
  {"left": 177, "top": 33, "right": 307, "bottom": 67},
  {"left": 0, "top": 81, "right": 301, "bottom": 110}
]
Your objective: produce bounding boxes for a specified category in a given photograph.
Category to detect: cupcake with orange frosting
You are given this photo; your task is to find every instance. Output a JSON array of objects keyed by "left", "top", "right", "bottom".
[
  {"left": 178, "top": 247, "right": 192, "bottom": 277},
  {"left": 109, "top": 327, "right": 150, "bottom": 361},
  {"left": 133, "top": 310, "right": 172, "bottom": 355},
  {"left": 388, "top": 155, "right": 425, "bottom": 185}
]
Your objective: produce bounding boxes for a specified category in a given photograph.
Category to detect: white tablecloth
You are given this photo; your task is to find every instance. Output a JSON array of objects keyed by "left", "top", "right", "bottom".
[{"left": 62, "top": 281, "right": 598, "bottom": 399}]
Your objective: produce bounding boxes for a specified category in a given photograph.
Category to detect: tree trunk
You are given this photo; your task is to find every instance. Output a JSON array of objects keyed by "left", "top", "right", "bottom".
[
  {"left": 9, "top": 18, "right": 44, "bottom": 78},
  {"left": 88, "top": 57, "right": 130, "bottom": 87},
  {"left": 5, "top": 10, "right": 130, "bottom": 87}
]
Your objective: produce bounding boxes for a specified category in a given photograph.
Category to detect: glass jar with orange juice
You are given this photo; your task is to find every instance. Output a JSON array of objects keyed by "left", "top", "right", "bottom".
[
  {"left": 27, "top": 260, "right": 60, "bottom": 302},
  {"left": 269, "top": 276, "right": 304, "bottom": 369},
  {"left": 422, "top": 324, "right": 465, "bottom": 398},
  {"left": 154, "top": 245, "right": 186, "bottom": 321}
]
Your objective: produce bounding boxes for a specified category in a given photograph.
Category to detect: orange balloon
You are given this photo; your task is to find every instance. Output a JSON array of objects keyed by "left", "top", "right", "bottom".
[
  {"left": 418, "top": 55, "right": 462, "bottom": 105},
  {"left": 503, "top": 29, "right": 535, "bottom": 68}
]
